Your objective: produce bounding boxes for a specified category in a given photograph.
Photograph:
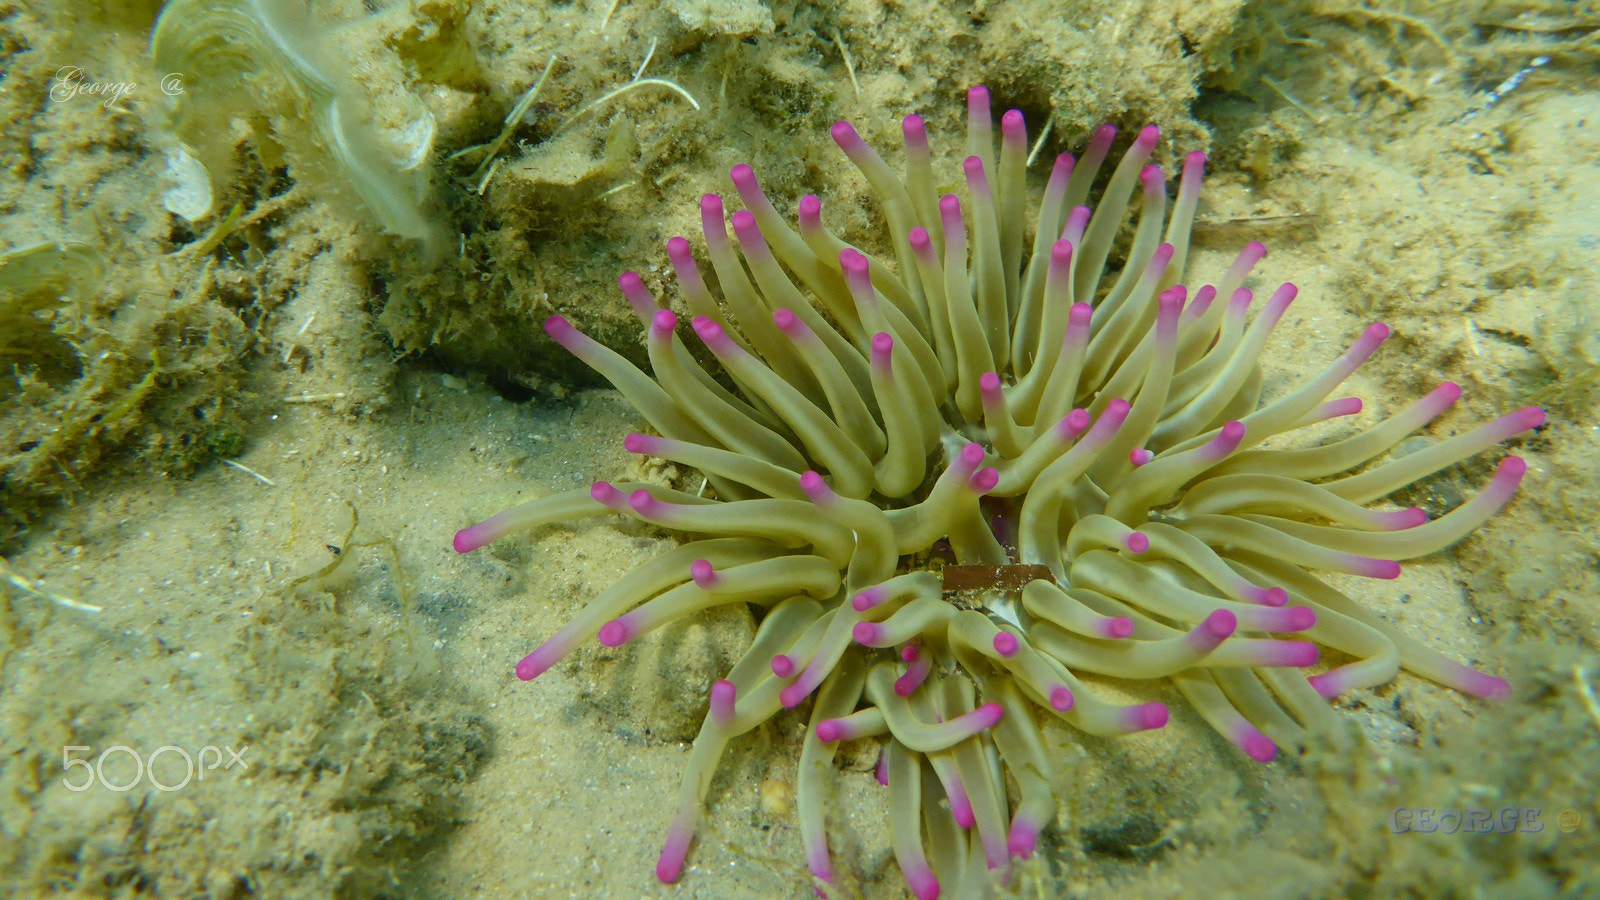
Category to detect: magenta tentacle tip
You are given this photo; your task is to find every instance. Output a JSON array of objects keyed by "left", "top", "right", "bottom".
[
  {"left": 993, "top": 632, "right": 1020, "bottom": 657},
  {"left": 1460, "top": 670, "right": 1512, "bottom": 701},
  {"left": 830, "top": 120, "right": 866, "bottom": 153},
  {"left": 1008, "top": 817, "right": 1042, "bottom": 859},
  {"left": 1102, "top": 616, "right": 1135, "bottom": 639},
  {"left": 1049, "top": 686, "right": 1075, "bottom": 711},
  {"left": 1131, "top": 702, "right": 1169, "bottom": 731},
  {"left": 1241, "top": 729, "right": 1278, "bottom": 763},
  {"left": 656, "top": 822, "right": 692, "bottom": 884},
  {"left": 852, "top": 586, "right": 887, "bottom": 611},
  {"left": 815, "top": 719, "right": 846, "bottom": 743},
  {"left": 771, "top": 654, "right": 797, "bottom": 678},
  {"left": 1203, "top": 609, "right": 1238, "bottom": 640},
  {"left": 853, "top": 621, "right": 884, "bottom": 645},
  {"left": 597, "top": 618, "right": 635, "bottom": 647},
  {"left": 690, "top": 559, "right": 717, "bottom": 587},
  {"left": 1124, "top": 532, "right": 1150, "bottom": 554},
  {"left": 908, "top": 868, "right": 941, "bottom": 900},
  {"left": 514, "top": 651, "right": 545, "bottom": 681},
  {"left": 973, "top": 702, "right": 1005, "bottom": 729},
  {"left": 729, "top": 163, "right": 757, "bottom": 189},
  {"left": 1307, "top": 672, "right": 1344, "bottom": 699}
]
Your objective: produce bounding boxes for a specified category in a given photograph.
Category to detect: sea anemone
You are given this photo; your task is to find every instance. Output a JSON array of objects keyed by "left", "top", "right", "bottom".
[{"left": 454, "top": 87, "right": 1541, "bottom": 897}]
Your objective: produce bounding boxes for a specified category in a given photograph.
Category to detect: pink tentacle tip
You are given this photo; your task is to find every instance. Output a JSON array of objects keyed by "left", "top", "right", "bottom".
[
  {"left": 958, "top": 442, "right": 987, "bottom": 469},
  {"left": 1123, "top": 532, "right": 1150, "bottom": 554},
  {"left": 1284, "top": 606, "right": 1317, "bottom": 631},
  {"left": 665, "top": 234, "right": 692, "bottom": 258},
  {"left": 815, "top": 719, "right": 846, "bottom": 743},
  {"left": 1268, "top": 641, "right": 1320, "bottom": 667},
  {"left": 649, "top": 302, "right": 679, "bottom": 331},
  {"left": 731, "top": 208, "right": 762, "bottom": 241},
  {"left": 1129, "top": 447, "right": 1154, "bottom": 467},
  {"left": 1140, "top": 164, "right": 1165, "bottom": 191},
  {"left": 902, "top": 113, "right": 928, "bottom": 146},
  {"left": 729, "top": 162, "right": 757, "bottom": 190},
  {"left": 1050, "top": 239, "right": 1073, "bottom": 269},
  {"left": 773, "top": 307, "right": 805, "bottom": 337},
  {"left": 938, "top": 193, "right": 964, "bottom": 226},
  {"left": 693, "top": 315, "right": 736, "bottom": 353},
  {"left": 1129, "top": 701, "right": 1169, "bottom": 731},
  {"left": 852, "top": 586, "right": 887, "bottom": 611},
  {"left": 771, "top": 654, "right": 797, "bottom": 678},
  {"left": 800, "top": 470, "right": 836, "bottom": 505},
  {"left": 993, "top": 632, "right": 1020, "bottom": 657},
  {"left": 1008, "top": 817, "right": 1042, "bottom": 859},
  {"left": 907, "top": 867, "right": 941, "bottom": 900},
  {"left": 1458, "top": 668, "right": 1512, "bottom": 701},
  {"left": 973, "top": 702, "right": 1005, "bottom": 729},
  {"left": 543, "top": 314, "right": 577, "bottom": 346},
  {"left": 969, "top": 467, "right": 1000, "bottom": 494},
  {"left": 628, "top": 488, "right": 666, "bottom": 517},
  {"left": 709, "top": 679, "right": 737, "bottom": 728},
  {"left": 1188, "top": 609, "right": 1236, "bottom": 652},
  {"left": 590, "top": 481, "right": 628, "bottom": 512},
  {"left": 780, "top": 680, "right": 813, "bottom": 709},
  {"left": 871, "top": 332, "right": 895, "bottom": 364},
  {"left": 963, "top": 155, "right": 989, "bottom": 189},
  {"left": 1001, "top": 108, "right": 1025, "bottom": 137},
  {"left": 852, "top": 621, "right": 885, "bottom": 646},
  {"left": 830, "top": 120, "right": 867, "bottom": 153},
  {"left": 797, "top": 194, "right": 822, "bottom": 230},
  {"left": 1135, "top": 124, "right": 1160, "bottom": 149},
  {"left": 597, "top": 617, "right": 636, "bottom": 647},
  {"left": 908, "top": 226, "right": 933, "bottom": 254},
  {"left": 1307, "top": 670, "right": 1349, "bottom": 699},
  {"left": 452, "top": 526, "right": 484, "bottom": 554},
  {"left": 1260, "top": 586, "right": 1289, "bottom": 607},
  {"left": 690, "top": 559, "right": 717, "bottom": 588},
  {"left": 1083, "top": 615, "right": 1128, "bottom": 641},
  {"left": 1355, "top": 557, "right": 1403, "bottom": 579},
  {"left": 1049, "top": 685, "right": 1075, "bottom": 711},
  {"left": 1239, "top": 727, "right": 1278, "bottom": 763},
  {"left": 623, "top": 432, "right": 656, "bottom": 455},
  {"left": 656, "top": 821, "right": 692, "bottom": 884},
  {"left": 515, "top": 648, "right": 552, "bottom": 681},
  {"left": 1058, "top": 408, "right": 1092, "bottom": 441}
]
